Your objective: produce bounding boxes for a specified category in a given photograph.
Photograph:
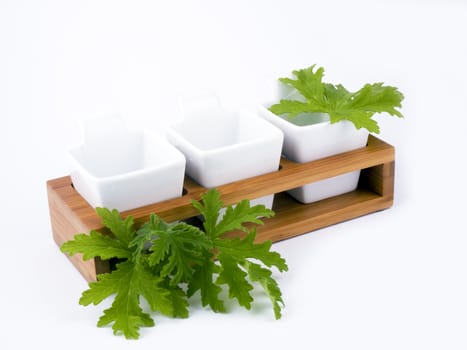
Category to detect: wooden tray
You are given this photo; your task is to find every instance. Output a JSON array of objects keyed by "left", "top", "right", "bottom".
[{"left": 48, "top": 135, "right": 395, "bottom": 282}]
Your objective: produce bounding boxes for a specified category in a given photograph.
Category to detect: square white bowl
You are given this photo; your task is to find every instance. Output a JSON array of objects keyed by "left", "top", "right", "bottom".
[
  {"left": 166, "top": 109, "right": 284, "bottom": 209},
  {"left": 258, "top": 105, "right": 369, "bottom": 203},
  {"left": 69, "top": 129, "right": 186, "bottom": 212}
]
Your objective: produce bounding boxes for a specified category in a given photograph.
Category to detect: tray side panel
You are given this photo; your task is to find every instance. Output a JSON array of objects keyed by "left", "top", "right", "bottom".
[
  {"left": 359, "top": 161, "right": 395, "bottom": 198},
  {"left": 47, "top": 178, "right": 102, "bottom": 282}
]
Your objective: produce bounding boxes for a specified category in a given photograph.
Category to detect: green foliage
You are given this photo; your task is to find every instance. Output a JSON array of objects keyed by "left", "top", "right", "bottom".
[
  {"left": 131, "top": 216, "right": 212, "bottom": 285},
  {"left": 80, "top": 260, "right": 174, "bottom": 339},
  {"left": 61, "top": 189, "right": 288, "bottom": 339},
  {"left": 269, "top": 64, "right": 404, "bottom": 133},
  {"left": 189, "top": 192, "right": 287, "bottom": 317},
  {"left": 214, "top": 229, "right": 287, "bottom": 271},
  {"left": 244, "top": 261, "right": 284, "bottom": 320},
  {"left": 192, "top": 191, "right": 275, "bottom": 238},
  {"left": 60, "top": 231, "right": 131, "bottom": 261},
  {"left": 96, "top": 207, "right": 136, "bottom": 245},
  {"left": 187, "top": 257, "right": 225, "bottom": 313}
]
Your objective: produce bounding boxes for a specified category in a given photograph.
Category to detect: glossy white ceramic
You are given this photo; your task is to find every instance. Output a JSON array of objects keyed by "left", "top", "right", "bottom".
[
  {"left": 69, "top": 116, "right": 186, "bottom": 212},
  {"left": 167, "top": 100, "right": 284, "bottom": 209}
]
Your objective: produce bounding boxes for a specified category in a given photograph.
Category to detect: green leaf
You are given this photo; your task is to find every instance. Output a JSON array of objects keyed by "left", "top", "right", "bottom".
[
  {"left": 155, "top": 223, "right": 211, "bottom": 285},
  {"left": 80, "top": 260, "right": 174, "bottom": 339},
  {"left": 97, "top": 300, "right": 154, "bottom": 340},
  {"left": 61, "top": 230, "right": 131, "bottom": 261},
  {"left": 192, "top": 189, "right": 288, "bottom": 316},
  {"left": 350, "top": 82, "right": 404, "bottom": 118},
  {"left": 212, "top": 228, "right": 287, "bottom": 314},
  {"left": 131, "top": 216, "right": 212, "bottom": 286},
  {"left": 193, "top": 189, "right": 275, "bottom": 239},
  {"left": 130, "top": 214, "right": 170, "bottom": 265},
  {"left": 281, "top": 64, "right": 326, "bottom": 104},
  {"left": 269, "top": 100, "right": 322, "bottom": 118},
  {"left": 191, "top": 189, "right": 223, "bottom": 237},
  {"left": 96, "top": 207, "right": 135, "bottom": 245},
  {"left": 216, "top": 254, "right": 254, "bottom": 309},
  {"left": 164, "top": 284, "right": 190, "bottom": 318},
  {"left": 269, "top": 65, "right": 404, "bottom": 133},
  {"left": 187, "top": 258, "right": 226, "bottom": 313},
  {"left": 244, "top": 261, "right": 285, "bottom": 320},
  {"left": 214, "top": 229, "right": 288, "bottom": 272},
  {"left": 215, "top": 200, "right": 275, "bottom": 238},
  {"left": 331, "top": 110, "right": 380, "bottom": 133}
]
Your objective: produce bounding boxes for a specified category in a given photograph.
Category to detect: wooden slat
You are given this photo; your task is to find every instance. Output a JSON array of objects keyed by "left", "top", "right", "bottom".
[
  {"left": 47, "top": 179, "right": 100, "bottom": 281},
  {"left": 256, "top": 189, "right": 392, "bottom": 242}
]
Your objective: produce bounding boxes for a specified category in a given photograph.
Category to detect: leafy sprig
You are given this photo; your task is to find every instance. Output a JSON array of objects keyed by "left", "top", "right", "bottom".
[
  {"left": 269, "top": 64, "right": 404, "bottom": 133},
  {"left": 189, "top": 193, "right": 287, "bottom": 317},
  {"left": 61, "top": 189, "right": 288, "bottom": 339}
]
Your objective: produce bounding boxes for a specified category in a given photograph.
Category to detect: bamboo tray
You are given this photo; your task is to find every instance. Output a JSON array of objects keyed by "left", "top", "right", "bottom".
[{"left": 48, "top": 135, "right": 395, "bottom": 282}]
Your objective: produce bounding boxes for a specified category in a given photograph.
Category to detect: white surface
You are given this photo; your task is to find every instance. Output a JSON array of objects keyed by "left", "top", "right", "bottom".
[
  {"left": 167, "top": 99, "right": 283, "bottom": 208},
  {"left": 258, "top": 106, "right": 369, "bottom": 203},
  {"left": 287, "top": 171, "right": 362, "bottom": 204},
  {"left": 1, "top": 0, "right": 466, "bottom": 349},
  {"left": 167, "top": 103, "right": 283, "bottom": 187},
  {"left": 70, "top": 118, "right": 186, "bottom": 212},
  {"left": 258, "top": 108, "right": 369, "bottom": 164}
]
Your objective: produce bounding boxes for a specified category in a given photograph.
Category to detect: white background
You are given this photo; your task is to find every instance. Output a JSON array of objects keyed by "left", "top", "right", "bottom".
[{"left": 1, "top": 0, "right": 466, "bottom": 349}]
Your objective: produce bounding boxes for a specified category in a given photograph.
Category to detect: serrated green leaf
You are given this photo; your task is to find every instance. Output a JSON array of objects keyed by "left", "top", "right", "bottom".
[
  {"left": 192, "top": 189, "right": 288, "bottom": 317},
  {"left": 323, "top": 83, "right": 351, "bottom": 108},
  {"left": 216, "top": 254, "right": 254, "bottom": 309},
  {"left": 131, "top": 224, "right": 169, "bottom": 267},
  {"left": 131, "top": 216, "right": 212, "bottom": 286},
  {"left": 96, "top": 207, "right": 135, "bottom": 245},
  {"left": 281, "top": 64, "right": 326, "bottom": 104},
  {"left": 146, "top": 232, "right": 170, "bottom": 267},
  {"left": 154, "top": 223, "right": 211, "bottom": 285},
  {"left": 214, "top": 200, "right": 275, "bottom": 238},
  {"left": 80, "top": 274, "right": 117, "bottom": 307},
  {"left": 215, "top": 229, "right": 288, "bottom": 272},
  {"left": 61, "top": 230, "right": 131, "bottom": 261},
  {"left": 269, "top": 100, "right": 322, "bottom": 118},
  {"left": 80, "top": 260, "right": 174, "bottom": 339},
  {"left": 350, "top": 82, "right": 404, "bottom": 118},
  {"left": 191, "top": 189, "right": 223, "bottom": 237},
  {"left": 187, "top": 258, "right": 225, "bottom": 313},
  {"left": 193, "top": 189, "right": 275, "bottom": 239},
  {"left": 97, "top": 301, "right": 154, "bottom": 339},
  {"left": 130, "top": 214, "right": 171, "bottom": 262},
  {"left": 330, "top": 109, "right": 380, "bottom": 133},
  {"left": 136, "top": 270, "right": 175, "bottom": 317},
  {"left": 163, "top": 284, "right": 190, "bottom": 318},
  {"left": 244, "top": 261, "right": 285, "bottom": 319},
  {"left": 269, "top": 65, "right": 404, "bottom": 133},
  {"left": 155, "top": 233, "right": 197, "bottom": 285}
]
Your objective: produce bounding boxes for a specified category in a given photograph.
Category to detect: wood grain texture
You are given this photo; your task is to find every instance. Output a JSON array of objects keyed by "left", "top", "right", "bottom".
[{"left": 47, "top": 135, "right": 395, "bottom": 282}]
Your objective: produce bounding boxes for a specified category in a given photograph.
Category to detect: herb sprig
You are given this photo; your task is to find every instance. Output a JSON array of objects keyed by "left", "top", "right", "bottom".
[
  {"left": 269, "top": 64, "right": 404, "bottom": 133},
  {"left": 61, "top": 189, "right": 288, "bottom": 339}
]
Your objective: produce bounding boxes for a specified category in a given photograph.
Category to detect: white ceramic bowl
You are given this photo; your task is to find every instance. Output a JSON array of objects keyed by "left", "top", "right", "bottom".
[
  {"left": 69, "top": 128, "right": 186, "bottom": 212},
  {"left": 258, "top": 105, "right": 369, "bottom": 203},
  {"left": 167, "top": 107, "right": 284, "bottom": 209}
]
